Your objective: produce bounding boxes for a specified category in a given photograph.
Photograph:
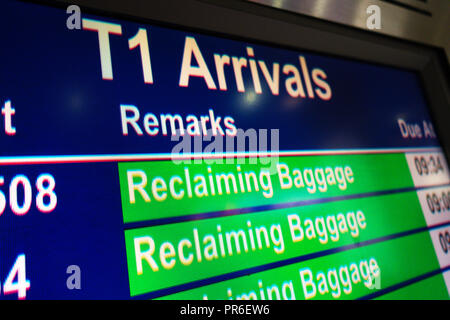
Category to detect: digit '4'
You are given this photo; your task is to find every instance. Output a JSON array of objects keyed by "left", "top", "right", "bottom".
[{"left": 2, "top": 254, "right": 30, "bottom": 299}]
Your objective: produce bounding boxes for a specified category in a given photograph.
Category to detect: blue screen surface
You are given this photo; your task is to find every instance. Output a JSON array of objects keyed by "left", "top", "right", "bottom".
[{"left": 0, "top": 0, "right": 448, "bottom": 300}]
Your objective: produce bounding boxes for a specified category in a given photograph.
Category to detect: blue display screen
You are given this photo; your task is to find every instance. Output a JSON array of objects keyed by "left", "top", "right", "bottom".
[{"left": 0, "top": 0, "right": 449, "bottom": 300}]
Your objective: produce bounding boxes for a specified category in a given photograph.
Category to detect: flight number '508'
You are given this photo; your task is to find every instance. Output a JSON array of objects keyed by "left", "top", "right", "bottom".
[{"left": 0, "top": 174, "right": 57, "bottom": 215}]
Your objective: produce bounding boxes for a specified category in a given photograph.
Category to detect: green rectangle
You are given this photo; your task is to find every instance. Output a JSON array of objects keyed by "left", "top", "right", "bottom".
[
  {"left": 157, "top": 231, "right": 440, "bottom": 300},
  {"left": 118, "top": 153, "right": 413, "bottom": 223},
  {"left": 375, "top": 273, "right": 449, "bottom": 300},
  {"left": 125, "top": 190, "right": 426, "bottom": 296}
]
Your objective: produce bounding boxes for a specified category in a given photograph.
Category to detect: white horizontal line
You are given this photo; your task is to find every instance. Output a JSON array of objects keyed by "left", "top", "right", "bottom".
[{"left": 0, "top": 147, "right": 442, "bottom": 165}]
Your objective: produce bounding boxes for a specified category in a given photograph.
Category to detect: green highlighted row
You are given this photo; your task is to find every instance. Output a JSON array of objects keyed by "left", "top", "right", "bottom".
[
  {"left": 118, "top": 153, "right": 413, "bottom": 223},
  {"left": 375, "top": 273, "right": 449, "bottom": 300},
  {"left": 124, "top": 190, "right": 427, "bottom": 296},
  {"left": 157, "top": 231, "right": 442, "bottom": 300}
]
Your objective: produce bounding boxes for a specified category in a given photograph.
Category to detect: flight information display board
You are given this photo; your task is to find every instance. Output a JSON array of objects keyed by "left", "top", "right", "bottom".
[{"left": 0, "top": 0, "right": 449, "bottom": 300}]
